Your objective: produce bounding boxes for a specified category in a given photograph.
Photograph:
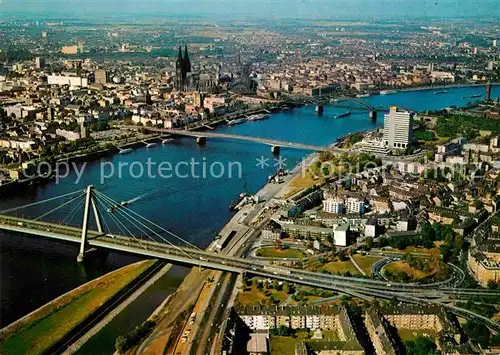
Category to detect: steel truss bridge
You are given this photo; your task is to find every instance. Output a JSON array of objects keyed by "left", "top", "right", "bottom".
[{"left": 0, "top": 186, "right": 498, "bottom": 333}]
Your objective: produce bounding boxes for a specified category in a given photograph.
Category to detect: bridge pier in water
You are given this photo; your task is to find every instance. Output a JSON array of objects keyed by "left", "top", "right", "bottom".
[
  {"left": 78, "top": 185, "right": 103, "bottom": 263},
  {"left": 271, "top": 146, "right": 280, "bottom": 155},
  {"left": 196, "top": 137, "right": 206, "bottom": 145}
]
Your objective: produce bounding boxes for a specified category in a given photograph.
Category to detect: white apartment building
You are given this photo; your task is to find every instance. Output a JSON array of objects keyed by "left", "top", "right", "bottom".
[
  {"left": 240, "top": 314, "right": 275, "bottom": 330},
  {"left": 346, "top": 197, "right": 365, "bottom": 214},
  {"left": 383, "top": 106, "right": 414, "bottom": 150},
  {"left": 47, "top": 74, "right": 88, "bottom": 88},
  {"left": 323, "top": 197, "right": 345, "bottom": 214}
]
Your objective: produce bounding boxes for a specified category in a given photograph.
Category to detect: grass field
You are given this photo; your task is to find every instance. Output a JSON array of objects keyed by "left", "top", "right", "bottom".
[
  {"left": 270, "top": 332, "right": 309, "bottom": 355},
  {"left": 320, "top": 259, "right": 360, "bottom": 276},
  {"left": 256, "top": 247, "right": 305, "bottom": 259},
  {"left": 352, "top": 255, "right": 383, "bottom": 276},
  {"left": 1, "top": 260, "right": 156, "bottom": 355},
  {"left": 322, "top": 330, "right": 340, "bottom": 341},
  {"left": 384, "top": 259, "right": 448, "bottom": 283},
  {"left": 384, "top": 245, "right": 440, "bottom": 256},
  {"left": 284, "top": 171, "right": 321, "bottom": 199},
  {"left": 398, "top": 328, "right": 437, "bottom": 341},
  {"left": 236, "top": 284, "right": 289, "bottom": 306},
  {"left": 384, "top": 260, "right": 429, "bottom": 280}
]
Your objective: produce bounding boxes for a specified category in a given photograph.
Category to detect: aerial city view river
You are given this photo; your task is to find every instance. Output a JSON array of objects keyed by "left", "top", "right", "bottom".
[{"left": 0, "top": 84, "right": 498, "bottom": 352}]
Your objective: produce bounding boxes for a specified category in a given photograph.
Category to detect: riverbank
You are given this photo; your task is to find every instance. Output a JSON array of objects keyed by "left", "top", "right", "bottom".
[
  {"left": 383, "top": 82, "right": 499, "bottom": 94},
  {"left": 0, "top": 259, "right": 157, "bottom": 355},
  {"left": 62, "top": 263, "right": 173, "bottom": 354},
  {"left": 129, "top": 140, "right": 320, "bottom": 353}
]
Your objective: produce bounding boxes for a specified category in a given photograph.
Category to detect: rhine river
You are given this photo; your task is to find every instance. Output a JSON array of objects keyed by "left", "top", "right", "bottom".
[{"left": 0, "top": 85, "right": 498, "bottom": 353}]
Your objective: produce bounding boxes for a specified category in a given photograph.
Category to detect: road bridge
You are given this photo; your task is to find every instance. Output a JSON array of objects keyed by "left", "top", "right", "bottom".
[
  {"left": 1, "top": 187, "right": 499, "bottom": 333},
  {"left": 141, "top": 127, "right": 335, "bottom": 153}
]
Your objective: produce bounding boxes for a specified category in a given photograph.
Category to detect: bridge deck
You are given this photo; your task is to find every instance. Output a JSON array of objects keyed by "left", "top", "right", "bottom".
[
  {"left": 1, "top": 214, "right": 498, "bottom": 332},
  {"left": 141, "top": 127, "right": 336, "bottom": 152}
]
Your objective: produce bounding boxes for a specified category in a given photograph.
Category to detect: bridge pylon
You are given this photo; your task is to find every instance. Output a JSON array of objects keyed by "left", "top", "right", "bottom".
[{"left": 77, "top": 185, "right": 103, "bottom": 263}]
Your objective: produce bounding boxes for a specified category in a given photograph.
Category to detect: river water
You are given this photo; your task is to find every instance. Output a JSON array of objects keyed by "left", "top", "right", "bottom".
[{"left": 0, "top": 85, "right": 498, "bottom": 353}]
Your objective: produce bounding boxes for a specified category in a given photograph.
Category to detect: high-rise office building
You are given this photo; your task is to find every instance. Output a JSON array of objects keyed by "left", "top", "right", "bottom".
[
  {"left": 383, "top": 107, "right": 414, "bottom": 150},
  {"left": 35, "top": 57, "right": 46, "bottom": 69}
]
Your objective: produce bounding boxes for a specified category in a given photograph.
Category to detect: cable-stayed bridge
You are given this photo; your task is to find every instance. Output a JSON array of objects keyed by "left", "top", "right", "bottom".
[{"left": 1, "top": 186, "right": 499, "bottom": 333}]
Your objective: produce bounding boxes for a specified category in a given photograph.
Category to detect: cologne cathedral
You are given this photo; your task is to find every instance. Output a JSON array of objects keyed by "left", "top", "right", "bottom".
[{"left": 174, "top": 46, "right": 219, "bottom": 92}]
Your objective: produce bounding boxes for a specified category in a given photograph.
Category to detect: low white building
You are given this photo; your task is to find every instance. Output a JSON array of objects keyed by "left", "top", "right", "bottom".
[
  {"left": 364, "top": 219, "right": 377, "bottom": 237},
  {"left": 47, "top": 74, "right": 88, "bottom": 88}
]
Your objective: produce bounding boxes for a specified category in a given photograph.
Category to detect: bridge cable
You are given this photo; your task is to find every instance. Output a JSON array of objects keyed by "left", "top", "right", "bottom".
[
  {"left": 33, "top": 192, "right": 86, "bottom": 222},
  {"left": 94, "top": 191, "right": 200, "bottom": 262},
  {"left": 95, "top": 190, "right": 204, "bottom": 252},
  {"left": 0, "top": 189, "right": 85, "bottom": 215},
  {"left": 95, "top": 192, "right": 199, "bottom": 262},
  {"left": 92, "top": 193, "right": 150, "bottom": 251},
  {"left": 60, "top": 195, "right": 86, "bottom": 226},
  {"left": 95, "top": 191, "right": 192, "bottom": 250},
  {"left": 93, "top": 192, "right": 175, "bottom": 254}
]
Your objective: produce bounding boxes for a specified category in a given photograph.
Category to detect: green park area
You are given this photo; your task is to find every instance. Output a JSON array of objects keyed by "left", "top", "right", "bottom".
[
  {"left": 383, "top": 254, "right": 449, "bottom": 283},
  {"left": 270, "top": 331, "right": 310, "bottom": 355},
  {"left": 321, "top": 259, "right": 361, "bottom": 276},
  {"left": 270, "top": 329, "right": 341, "bottom": 355},
  {"left": 256, "top": 247, "right": 305, "bottom": 259},
  {"left": 0, "top": 259, "right": 156, "bottom": 355},
  {"left": 285, "top": 151, "right": 382, "bottom": 198},
  {"left": 398, "top": 329, "right": 436, "bottom": 342},
  {"left": 351, "top": 255, "right": 383, "bottom": 276},
  {"left": 236, "top": 281, "right": 290, "bottom": 307},
  {"left": 305, "top": 253, "right": 381, "bottom": 277}
]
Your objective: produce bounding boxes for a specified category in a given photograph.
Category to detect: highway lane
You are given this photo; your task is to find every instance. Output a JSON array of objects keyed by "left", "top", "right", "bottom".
[
  {"left": 0, "top": 215, "right": 491, "bottom": 295},
  {"left": 2, "top": 215, "right": 499, "bottom": 332}
]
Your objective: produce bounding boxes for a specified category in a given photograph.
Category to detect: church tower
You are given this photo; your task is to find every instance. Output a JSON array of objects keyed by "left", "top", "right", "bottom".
[
  {"left": 184, "top": 45, "right": 191, "bottom": 75},
  {"left": 175, "top": 46, "right": 185, "bottom": 91}
]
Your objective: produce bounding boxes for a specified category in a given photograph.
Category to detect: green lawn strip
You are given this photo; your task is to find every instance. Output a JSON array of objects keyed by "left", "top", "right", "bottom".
[
  {"left": 398, "top": 328, "right": 437, "bottom": 342},
  {"left": 352, "top": 255, "right": 383, "bottom": 276},
  {"left": 270, "top": 332, "right": 309, "bottom": 355},
  {"left": 321, "top": 260, "right": 360, "bottom": 276},
  {"left": 257, "top": 247, "right": 304, "bottom": 259},
  {"left": 1, "top": 259, "right": 155, "bottom": 355}
]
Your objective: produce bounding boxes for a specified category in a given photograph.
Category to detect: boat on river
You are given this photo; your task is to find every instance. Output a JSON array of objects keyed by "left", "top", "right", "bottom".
[
  {"left": 118, "top": 148, "right": 133, "bottom": 155},
  {"left": 228, "top": 117, "right": 247, "bottom": 125},
  {"left": 336, "top": 111, "right": 351, "bottom": 118},
  {"left": 248, "top": 114, "right": 270, "bottom": 121}
]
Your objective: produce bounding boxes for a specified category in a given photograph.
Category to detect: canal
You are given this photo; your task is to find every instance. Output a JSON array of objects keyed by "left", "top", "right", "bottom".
[{"left": 0, "top": 84, "right": 498, "bottom": 353}]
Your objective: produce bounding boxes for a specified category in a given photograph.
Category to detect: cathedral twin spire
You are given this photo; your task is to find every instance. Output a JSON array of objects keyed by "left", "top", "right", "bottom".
[{"left": 176, "top": 45, "right": 191, "bottom": 79}]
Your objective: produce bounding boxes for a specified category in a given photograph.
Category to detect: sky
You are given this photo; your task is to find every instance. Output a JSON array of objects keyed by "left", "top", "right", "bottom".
[{"left": 0, "top": 0, "right": 499, "bottom": 20}]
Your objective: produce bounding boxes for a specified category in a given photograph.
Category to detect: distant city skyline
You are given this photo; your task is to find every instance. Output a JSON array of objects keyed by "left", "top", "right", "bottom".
[{"left": 1, "top": 0, "right": 499, "bottom": 20}]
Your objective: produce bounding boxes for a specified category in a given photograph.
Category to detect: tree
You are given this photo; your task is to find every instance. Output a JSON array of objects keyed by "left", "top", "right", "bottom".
[
  {"left": 464, "top": 321, "right": 491, "bottom": 348},
  {"left": 440, "top": 244, "right": 452, "bottom": 263},
  {"left": 365, "top": 237, "right": 373, "bottom": 250},
  {"left": 487, "top": 280, "right": 498, "bottom": 290},
  {"left": 338, "top": 249, "right": 348, "bottom": 261},
  {"left": 405, "top": 336, "right": 439, "bottom": 355}
]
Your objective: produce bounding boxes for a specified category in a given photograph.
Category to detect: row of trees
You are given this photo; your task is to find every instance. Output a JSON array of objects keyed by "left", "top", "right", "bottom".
[
  {"left": 115, "top": 320, "right": 156, "bottom": 353},
  {"left": 436, "top": 114, "right": 500, "bottom": 139}
]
